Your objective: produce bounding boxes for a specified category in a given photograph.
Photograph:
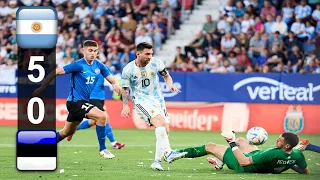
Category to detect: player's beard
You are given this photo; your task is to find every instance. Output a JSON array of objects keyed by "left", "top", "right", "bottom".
[{"left": 142, "top": 59, "right": 150, "bottom": 66}]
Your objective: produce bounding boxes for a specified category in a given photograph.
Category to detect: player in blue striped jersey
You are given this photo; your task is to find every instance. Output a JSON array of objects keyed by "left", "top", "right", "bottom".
[
  {"left": 66, "top": 55, "right": 125, "bottom": 150},
  {"left": 33, "top": 40, "right": 121, "bottom": 158}
]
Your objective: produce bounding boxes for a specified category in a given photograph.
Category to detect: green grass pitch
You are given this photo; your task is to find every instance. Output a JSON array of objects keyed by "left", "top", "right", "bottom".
[{"left": 0, "top": 126, "right": 319, "bottom": 180}]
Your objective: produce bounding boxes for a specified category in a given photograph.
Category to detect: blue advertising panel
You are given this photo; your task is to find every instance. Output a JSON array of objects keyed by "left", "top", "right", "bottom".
[{"left": 2, "top": 71, "right": 320, "bottom": 104}]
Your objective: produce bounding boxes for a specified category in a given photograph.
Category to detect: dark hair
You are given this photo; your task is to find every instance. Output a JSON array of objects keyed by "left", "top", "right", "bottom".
[
  {"left": 282, "top": 132, "right": 299, "bottom": 150},
  {"left": 136, "top": 42, "right": 153, "bottom": 52},
  {"left": 83, "top": 40, "right": 98, "bottom": 48}
]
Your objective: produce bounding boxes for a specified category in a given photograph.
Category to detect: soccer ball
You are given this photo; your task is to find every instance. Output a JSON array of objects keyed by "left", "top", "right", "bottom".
[{"left": 246, "top": 127, "right": 268, "bottom": 145}]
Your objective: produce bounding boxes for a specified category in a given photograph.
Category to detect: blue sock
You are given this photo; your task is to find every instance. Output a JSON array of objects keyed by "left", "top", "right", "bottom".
[
  {"left": 77, "top": 119, "right": 91, "bottom": 130},
  {"left": 105, "top": 123, "right": 116, "bottom": 143},
  {"left": 96, "top": 124, "right": 106, "bottom": 152},
  {"left": 56, "top": 132, "right": 64, "bottom": 143},
  {"left": 306, "top": 144, "right": 320, "bottom": 153}
]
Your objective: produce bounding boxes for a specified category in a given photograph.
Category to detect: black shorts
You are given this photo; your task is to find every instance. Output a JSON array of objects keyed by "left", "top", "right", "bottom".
[
  {"left": 66, "top": 100, "right": 95, "bottom": 122},
  {"left": 89, "top": 99, "right": 105, "bottom": 111}
]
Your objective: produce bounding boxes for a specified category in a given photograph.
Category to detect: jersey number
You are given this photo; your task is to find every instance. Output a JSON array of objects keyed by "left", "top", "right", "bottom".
[
  {"left": 142, "top": 78, "right": 150, "bottom": 87},
  {"left": 81, "top": 103, "right": 94, "bottom": 111},
  {"left": 86, "top": 76, "right": 95, "bottom": 84}
]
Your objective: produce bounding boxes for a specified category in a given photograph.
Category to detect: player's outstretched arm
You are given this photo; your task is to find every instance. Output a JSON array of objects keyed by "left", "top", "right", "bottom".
[
  {"left": 33, "top": 68, "right": 65, "bottom": 96},
  {"left": 291, "top": 165, "right": 310, "bottom": 174},
  {"left": 105, "top": 75, "right": 121, "bottom": 95},
  {"left": 160, "top": 69, "right": 180, "bottom": 93},
  {"left": 221, "top": 130, "right": 252, "bottom": 166},
  {"left": 121, "top": 87, "right": 131, "bottom": 118}
]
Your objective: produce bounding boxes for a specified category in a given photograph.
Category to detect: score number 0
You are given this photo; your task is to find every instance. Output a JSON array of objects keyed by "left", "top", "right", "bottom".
[{"left": 27, "top": 56, "right": 45, "bottom": 125}]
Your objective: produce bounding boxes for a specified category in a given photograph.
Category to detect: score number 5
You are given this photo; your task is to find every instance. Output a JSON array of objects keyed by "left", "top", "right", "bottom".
[{"left": 27, "top": 56, "right": 45, "bottom": 125}]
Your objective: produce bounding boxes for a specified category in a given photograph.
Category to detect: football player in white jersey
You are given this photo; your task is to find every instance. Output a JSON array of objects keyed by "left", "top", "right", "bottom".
[{"left": 121, "top": 42, "right": 187, "bottom": 170}]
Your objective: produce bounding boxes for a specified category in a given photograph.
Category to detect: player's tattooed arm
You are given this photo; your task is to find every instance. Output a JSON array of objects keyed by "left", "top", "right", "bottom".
[
  {"left": 121, "top": 87, "right": 131, "bottom": 117},
  {"left": 122, "top": 87, "right": 130, "bottom": 106}
]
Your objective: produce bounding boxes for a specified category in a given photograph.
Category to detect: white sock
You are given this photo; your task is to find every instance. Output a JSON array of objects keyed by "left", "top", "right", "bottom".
[
  {"left": 111, "top": 141, "right": 117, "bottom": 146},
  {"left": 154, "top": 127, "right": 172, "bottom": 161}
]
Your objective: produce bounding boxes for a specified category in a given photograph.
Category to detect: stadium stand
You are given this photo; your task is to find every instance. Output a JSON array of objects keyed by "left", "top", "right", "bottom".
[
  {"left": 0, "top": 0, "right": 319, "bottom": 74},
  {"left": 169, "top": 0, "right": 320, "bottom": 74},
  {"left": 0, "top": 0, "right": 186, "bottom": 71}
]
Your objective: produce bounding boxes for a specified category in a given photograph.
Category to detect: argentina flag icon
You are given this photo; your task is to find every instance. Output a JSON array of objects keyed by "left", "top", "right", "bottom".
[{"left": 16, "top": 6, "right": 57, "bottom": 49}]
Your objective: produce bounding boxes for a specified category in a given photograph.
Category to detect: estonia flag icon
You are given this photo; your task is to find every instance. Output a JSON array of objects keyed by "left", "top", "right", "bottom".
[{"left": 16, "top": 7, "right": 57, "bottom": 49}]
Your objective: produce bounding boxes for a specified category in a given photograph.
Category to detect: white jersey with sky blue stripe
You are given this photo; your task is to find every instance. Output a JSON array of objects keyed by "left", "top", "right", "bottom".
[{"left": 121, "top": 57, "right": 166, "bottom": 105}]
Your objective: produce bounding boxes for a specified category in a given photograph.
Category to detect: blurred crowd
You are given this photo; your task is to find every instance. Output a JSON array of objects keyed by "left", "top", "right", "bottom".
[
  {"left": 0, "top": 0, "right": 182, "bottom": 71},
  {"left": 170, "top": 0, "right": 320, "bottom": 74}
]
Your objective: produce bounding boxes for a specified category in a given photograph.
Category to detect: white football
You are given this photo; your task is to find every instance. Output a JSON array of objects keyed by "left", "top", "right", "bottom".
[{"left": 246, "top": 127, "right": 268, "bottom": 145}]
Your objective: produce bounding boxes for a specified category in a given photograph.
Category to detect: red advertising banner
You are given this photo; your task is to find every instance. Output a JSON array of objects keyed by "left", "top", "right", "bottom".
[{"left": 0, "top": 98, "right": 319, "bottom": 134}]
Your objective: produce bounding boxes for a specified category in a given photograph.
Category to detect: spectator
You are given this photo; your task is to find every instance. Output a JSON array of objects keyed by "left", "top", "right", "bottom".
[
  {"left": 282, "top": 0, "right": 295, "bottom": 25},
  {"left": 1, "top": 58, "right": 16, "bottom": 69},
  {"left": 312, "top": 3, "right": 320, "bottom": 21},
  {"left": 288, "top": 45, "right": 304, "bottom": 73},
  {"left": 253, "top": 16, "right": 265, "bottom": 34},
  {"left": 190, "top": 47, "right": 207, "bottom": 70},
  {"left": 90, "top": 1, "right": 104, "bottom": 20},
  {"left": 118, "top": 46, "right": 135, "bottom": 69},
  {"left": 301, "top": 59, "right": 317, "bottom": 73},
  {"left": 266, "top": 44, "right": 286, "bottom": 70},
  {"left": 261, "top": 64, "right": 270, "bottom": 73},
  {"left": 304, "top": 20, "right": 316, "bottom": 40},
  {"left": 211, "top": 59, "right": 235, "bottom": 73},
  {"left": 202, "top": 15, "right": 217, "bottom": 34},
  {"left": 236, "top": 47, "right": 251, "bottom": 69},
  {"left": 233, "top": 1, "right": 246, "bottom": 18},
  {"left": 184, "top": 32, "right": 204, "bottom": 57},
  {"left": 0, "top": 0, "right": 11, "bottom": 17},
  {"left": 237, "top": 32, "right": 250, "bottom": 50},
  {"left": 135, "top": 28, "right": 153, "bottom": 46},
  {"left": 217, "top": 14, "right": 229, "bottom": 34},
  {"left": 264, "top": 15, "right": 274, "bottom": 35},
  {"left": 228, "top": 51, "right": 238, "bottom": 66},
  {"left": 275, "top": 62, "right": 288, "bottom": 73},
  {"left": 98, "top": 46, "right": 107, "bottom": 63},
  {"left": 74, "top": 2, "right": 90, "bottom": 20},
  {"left": 294, "top": 0, "right": 312, "bottom": 21},
  {"left": 245, "top": 4, "right": 258, "bottom": 19},
  {"left": 203, "top": 33, "right": 219, "bottom": 51},
  {"left": 107, "top": 46, "right": 121, "bottom": 70},
  {"left": 268, "top": 31, "right": 284, "bottom": 50},
  {"left": 256, "top": 49, "right": 269, "bottom": 67},
  {"left": 220, "top": 32, "right": 237, "bottom": 54},
  {"left": 291, "top": 17, "right": 306, "bottom": 37},
  {"left": 245, "top": 64, "right": 255, "bottom": 73},
  {"left": 260, "top": 0, "right": 277, "bottom": 21},
  {"left": 219, "top": 0, "right": 234, "bottom": 17},
  {"left": 248, "top": 32, "right": 266, "bottom": 64},
  {"left": 271, "top": 15, "right": 288, "bottom": 36},
  {"left": 170, "top": 46, "right": 188, "bottom": 71},
  {"left": 284, "top": 31, "right": 302, "bottom": 55},
  {"left": 227, "top": 17, "right": 241, "bottom": 36},
  {"left": 207, "top": 48, "right": 221, "bottom": 69},
  {"left": 122, "top": 13, "right": 138, "bottom": 32},
  {"left": 241, "top": 13, "right": 254, "bottom": 34}
]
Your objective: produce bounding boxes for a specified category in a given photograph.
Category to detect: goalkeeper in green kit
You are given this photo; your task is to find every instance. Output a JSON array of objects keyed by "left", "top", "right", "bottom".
[{"left": 164, "top": 131, "right": 310, "bottom": 174}]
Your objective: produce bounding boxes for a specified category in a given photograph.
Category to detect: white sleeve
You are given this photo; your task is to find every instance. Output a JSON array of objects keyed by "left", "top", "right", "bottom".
[
  {"left": 121, "top": 66, "right": 130, "bottom": 88},
  {"left": 154, "top": 58, "right": 167, "bottom": 76},
  {"left": 155, "top": 58, "right": 166, "bottom": 71}
]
